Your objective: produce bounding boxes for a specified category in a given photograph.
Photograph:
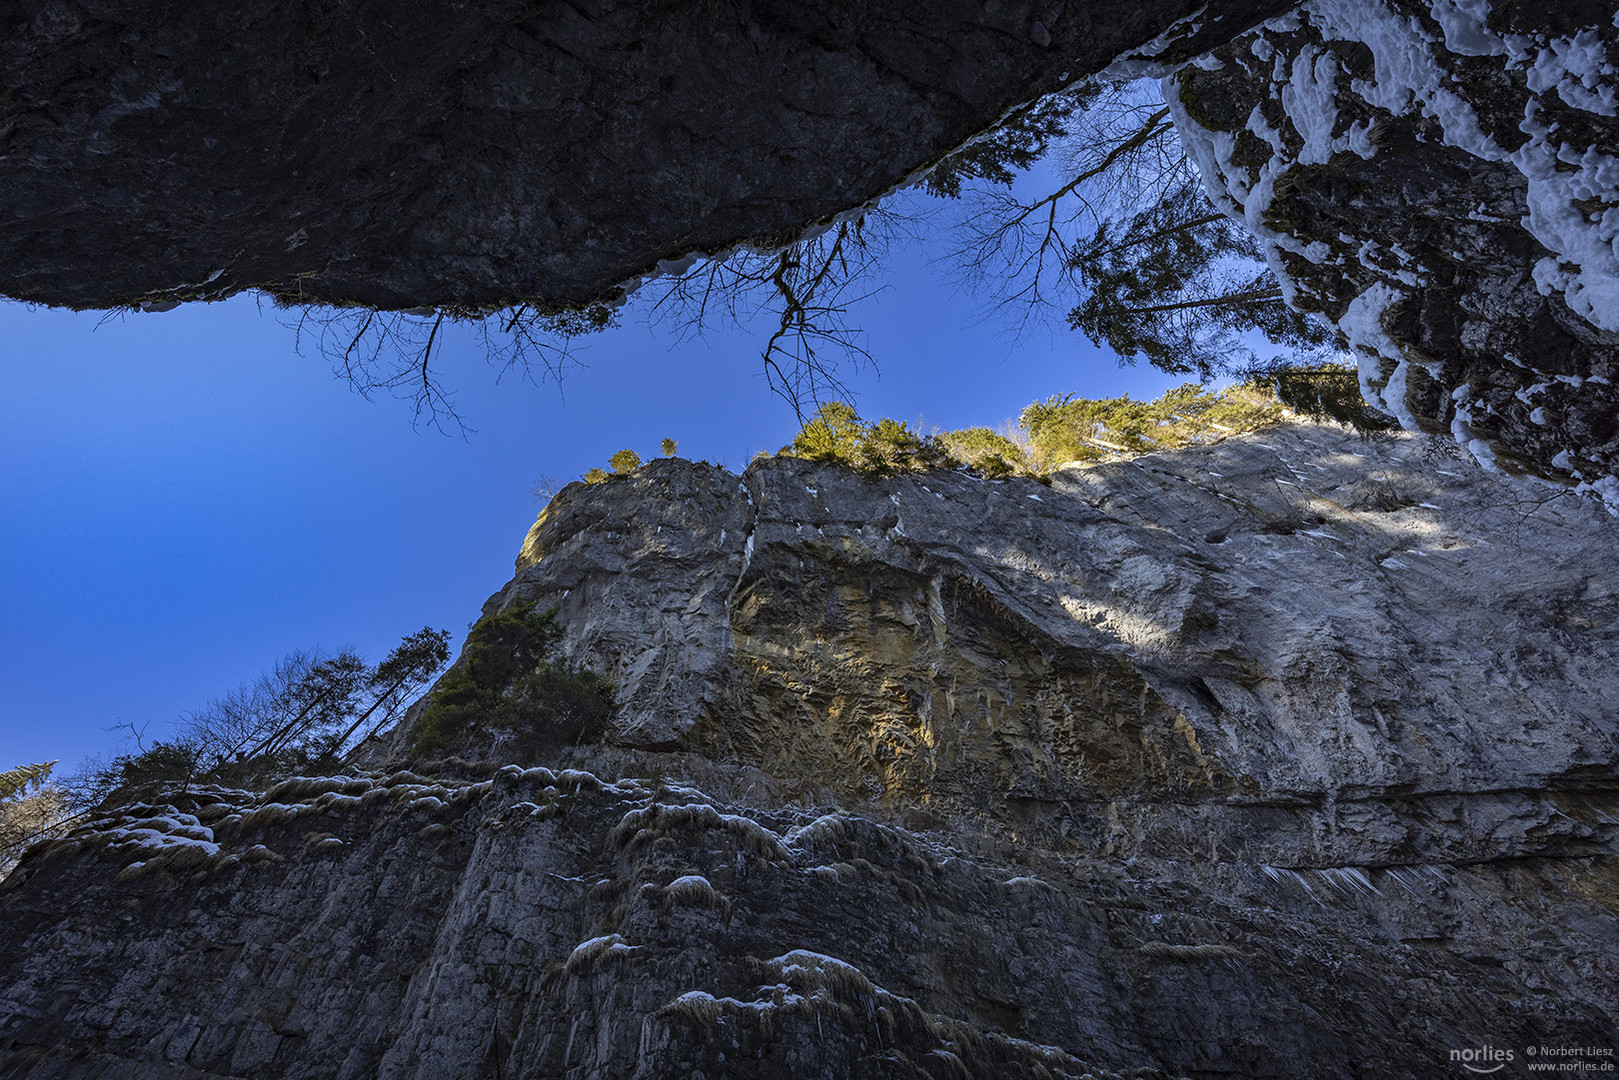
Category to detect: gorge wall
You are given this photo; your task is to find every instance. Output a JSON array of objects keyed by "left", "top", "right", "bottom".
[
  {"left": 1171, "top": 2, "right": 1619, "bottom": 492},
  {"left": 3, "top": 422, "right": 1616, "bottom": 1078},
  {"left": 5, "top": 2, "right": 1619, "bottom": 489}
]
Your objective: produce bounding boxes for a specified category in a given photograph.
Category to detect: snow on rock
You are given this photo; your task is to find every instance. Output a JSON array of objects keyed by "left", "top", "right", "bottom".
[
  {"left": 1172, "top": 0, "right": 1619, "bottom": 496},
  {"left": 565, "top": 934, "right": 642, "bottom": 972},
  {"left": 4, "top": 428, "right": 1619, "bottom": 1076}
]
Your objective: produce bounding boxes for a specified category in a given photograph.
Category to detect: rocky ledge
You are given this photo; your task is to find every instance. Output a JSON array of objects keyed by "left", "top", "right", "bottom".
[{"left": 0, "top": 0, "right": 1283, "bottom": 312}]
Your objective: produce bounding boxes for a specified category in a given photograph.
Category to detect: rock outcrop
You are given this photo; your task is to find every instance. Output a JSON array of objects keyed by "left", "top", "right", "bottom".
[
  {"left": 1171, "top": 1, "right": 1619, "bottom": 493},
  {"left": 485, "top": 425, "right": 1619, "bottom": 869},
  {"left": 0, "top": 0, "right": 1284, "bottom": 312},
  {"left": 5, "top": 423, "right": 1617, "bottom": 1078}
]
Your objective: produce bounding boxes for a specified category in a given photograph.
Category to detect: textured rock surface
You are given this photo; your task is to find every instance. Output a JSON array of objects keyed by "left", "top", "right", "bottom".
[
  {"left": 8, "top": 1, "right": 1618, "bottom": 495},
  {"left": 6, "top": 423, "right": 1612, "bottom": 1078},
  {"left": 1171, "top": 1, "right": 1619, "bottom": 492},
  {"left": 4, "top": 760, "right": 1615, "bottom": 1079},
  {"left": 0, "top": 0, "right": 1286, "bottom": 312},
  {"left": 477, "top": 429, "right": 1619, "bottom": 868}
]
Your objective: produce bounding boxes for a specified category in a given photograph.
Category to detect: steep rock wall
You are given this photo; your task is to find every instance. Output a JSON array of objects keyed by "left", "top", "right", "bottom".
[
  {"left": 3, "top": 764, "right": 1615, "bottom": 1078},
  {"left": 5, "top": 423, "right": 1618, "bottom": 1078},
  {"left": 485, "top": 429, "right": 1619, "bottom": 872},
  {"left": 8, "top": 1, "right": 1617, "bottom": 494},
  {"left": 1171, "top": 1, "right": 1619, "bottom": 493},
  {"left": 0, "top": 0, "right": 1287, "bottom": 311}
]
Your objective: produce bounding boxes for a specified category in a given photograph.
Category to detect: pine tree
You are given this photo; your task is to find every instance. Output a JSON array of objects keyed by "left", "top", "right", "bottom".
[
  {"left": 325, "top": 627, "right": 452, "bottom": 752},
  {"left": 408, "top": 608, "right": 613, "bottom": 759},
  {"left": 0, "top": 762, "right": 56, "bottom": 801},
  {"left": 0, "top": 761, "right": 69, "bottom": 877},
  {"left": 94, "top": 627, "right": 452, "bottom": 795},
  {"left": 1261, "top": 362, "right": 1399, "bottom": 435},
  {"left": 1066, "top": 182, "right": 1335, "bottom": 378},
  {"left": 923, "top": 89, "right": 1097, "bottom": 198}
]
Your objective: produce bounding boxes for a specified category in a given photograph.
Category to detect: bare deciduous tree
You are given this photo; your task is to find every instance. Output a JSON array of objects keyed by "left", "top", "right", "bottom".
[
  {"left": 941, "top": 82, "right": 1188, "bottom": 334},
  {"left": 285, "top": 302, "right": 616, "bottom": 434},
  {"left": 644, "top": 208, "right": 920, "bottom": 418},
  {"left": 279, "top": 78, "right": 1350, "bottom": 429}
]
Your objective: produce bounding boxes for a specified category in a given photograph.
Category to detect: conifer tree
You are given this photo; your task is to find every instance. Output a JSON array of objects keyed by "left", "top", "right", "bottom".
[
  {"left": 0, "top": 761, "right": 69, "bottom": 877},
  {"left": 0, "top": 762, "right": 56, "bottom": 801},
  {"left": 93, "top": 627, "right": 451, "bottom": 795},
  {"left": 1066, "top": 181, "right": 1336, "bottom": 378}
]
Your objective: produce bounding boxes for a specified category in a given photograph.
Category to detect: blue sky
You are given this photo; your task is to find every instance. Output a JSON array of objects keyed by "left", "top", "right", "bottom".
[{"left": 0, "top": 205, "right": 1185, "bottom": 774}]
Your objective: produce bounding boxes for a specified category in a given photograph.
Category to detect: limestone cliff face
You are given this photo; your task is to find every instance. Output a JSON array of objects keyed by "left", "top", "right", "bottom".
[
  {"left": 0, "top": 0, "right": 1284, "bottom": 311},
  {"left": 487, "top": 430, "right": 1619, "bottom": 872},
  {"left": 5, "top": 423, "right": 1613, "bottom": 1079},
  {"left": 1171, "top": 2, "right": 1619, "bottom": 494}
]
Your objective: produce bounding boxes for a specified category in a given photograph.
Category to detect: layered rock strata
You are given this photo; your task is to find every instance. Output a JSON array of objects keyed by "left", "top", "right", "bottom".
[
  {"left": 4, "top": 422, "right": 1614, "bottom": 1078},
  {"left": 3, "top": 761, "right": 1613, "bottom": 1079},
  {"left": 487, "top": 427, "right": 1619, "bottom": 874}
]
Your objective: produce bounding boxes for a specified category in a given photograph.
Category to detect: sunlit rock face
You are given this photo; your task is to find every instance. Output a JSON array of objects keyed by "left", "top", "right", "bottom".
[
  {"left": 1171, "top": 2, "right": 1619, "bottom": 495},
  {"left": 492, "top": 432, "right": 1619, "bottom": 865},
  {"left": 0, "top": 0, "right": 1285, "bottom": 312},
  {"left": 4, "top": 427, "right": 1617, "bottom": 1078}
]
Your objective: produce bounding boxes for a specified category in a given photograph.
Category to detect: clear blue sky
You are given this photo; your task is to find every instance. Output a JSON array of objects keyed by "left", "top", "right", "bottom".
[{"left": 0, "top": 198, "right": 1184, "bottom": 774}]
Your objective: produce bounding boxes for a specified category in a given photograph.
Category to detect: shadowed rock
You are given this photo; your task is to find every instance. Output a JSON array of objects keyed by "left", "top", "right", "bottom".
[
  {"left": 5, "top": 424, "right": 1618, "bottom": 1077},
  {"left": 1172, "top": 1, "right": 1619, "bottom": 492},
  {"left": 4, "top": 424, "right": 1618, "bottom": 1076},
  {"left": 0, "top": 0, "right": 1287, "bottom": 312}
]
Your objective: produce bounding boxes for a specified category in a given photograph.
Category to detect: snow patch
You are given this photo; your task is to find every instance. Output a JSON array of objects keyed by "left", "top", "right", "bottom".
[
  {"left": 1098, "top": 8, "right": 1210, "bottom": 81},
  {"left": 566, "top": 934, "right": 641, "bottom": 971}
]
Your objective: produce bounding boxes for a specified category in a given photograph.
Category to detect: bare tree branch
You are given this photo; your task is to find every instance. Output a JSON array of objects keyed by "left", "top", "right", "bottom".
[
  {"left": 644, "top": 209, "right": 919, "bottom": 417},
  {"left": 1115, "top": 286, "right": 1284, "bottom": 316},
  {"left": 283, "top": 300, "right": 614, "bottom": 434},
  {"left": 941, "top": 84, "right": 1188, "bottom": 337}
]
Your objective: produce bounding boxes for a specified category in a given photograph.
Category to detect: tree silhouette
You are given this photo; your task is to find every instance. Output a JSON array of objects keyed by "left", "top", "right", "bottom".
[
  {"left": 1066, "top": 180, "right": 1335, "bottom": 378},
  {"left": 86, "top": 626, "right": 452, "bottom": 797},
  {"left": 288, "top": 79, "right": 1358, "bottom": 427}
]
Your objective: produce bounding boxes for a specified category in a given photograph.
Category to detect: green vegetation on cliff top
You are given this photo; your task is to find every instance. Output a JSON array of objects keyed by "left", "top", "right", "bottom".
[{"left": 576, "top": 363, "right": 1394, "bottom": 484}]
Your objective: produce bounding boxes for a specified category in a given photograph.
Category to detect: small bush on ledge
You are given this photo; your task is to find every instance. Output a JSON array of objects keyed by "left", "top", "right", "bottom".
[
  {"left": 782, "top": 402, "right": 963, "bottom": 475},
  {"left": 1018, "top": 381, "right": 1285, "bottom": 466},
  {"left": 582, "top": 440, "right": 678, "bottom": 484},
  {"left": 408, "top": 607, "right": 615, "bottom": 760}
]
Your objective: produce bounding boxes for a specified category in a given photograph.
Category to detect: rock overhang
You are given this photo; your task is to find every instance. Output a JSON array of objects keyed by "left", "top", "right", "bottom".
[{"left": 0, "top": 0, "right": 1293, "bottom": 312}]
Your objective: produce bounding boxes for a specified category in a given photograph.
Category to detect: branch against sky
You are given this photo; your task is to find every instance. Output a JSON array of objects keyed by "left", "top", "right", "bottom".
[
  {"left": 284, "top": 302, "right": 618, "bottom": 435},
  {"left": 938, "top": 82, "right": 1189, "bottom": 335},
  {"left": 276, "top": 77, "right": 1344, "bottom": 431},
  {"left": 643, "top": 207, "right": 925, "bottom": 420}
]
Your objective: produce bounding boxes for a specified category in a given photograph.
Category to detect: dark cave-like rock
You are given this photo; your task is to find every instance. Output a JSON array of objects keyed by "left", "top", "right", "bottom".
[
  {"left": 0, "top": 0, "right": 1288, "bottom": 312},
  {"left": 1172, "top": 1, "right": 1619, "bottom": 492}
]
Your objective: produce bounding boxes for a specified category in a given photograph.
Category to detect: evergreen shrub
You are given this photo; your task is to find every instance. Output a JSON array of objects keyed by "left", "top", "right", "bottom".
[{"left": 409, "top": 607, "right": 614, "bottom": 759}]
